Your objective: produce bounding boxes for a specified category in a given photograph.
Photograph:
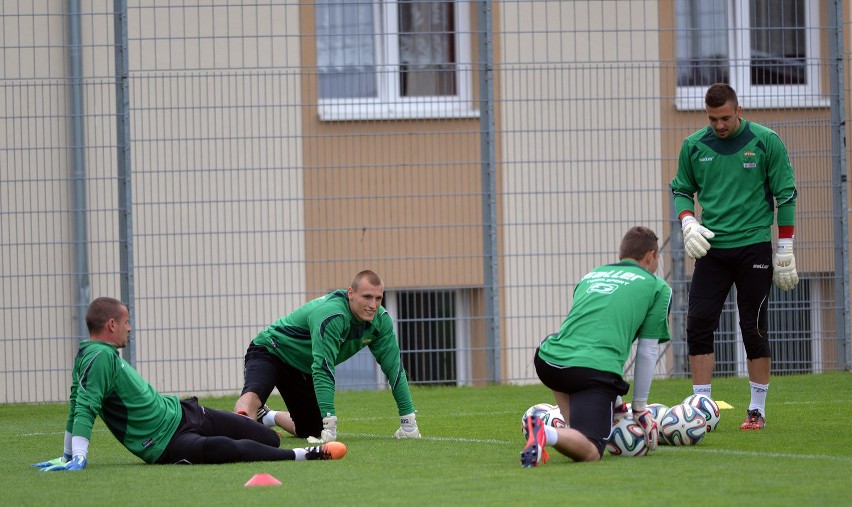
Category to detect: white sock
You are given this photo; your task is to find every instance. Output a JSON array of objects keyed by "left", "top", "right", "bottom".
[
  {"left": 615, "top": 395, "right": 623, "bottom": 405},
  {"left": 262, "top": 410, "right": 279, "bottom": 428},
  {"left": 748, "top": 381, "right": 769, "bottom": 417},
  {"left": 693, "top": 384, "right": 712, "bottom": 397},
  {"left": 543, "top": 425, "right": 558, "bottom": 446},
  {"left": 293, "top": 448, "right": 308, "bottom": 460}
]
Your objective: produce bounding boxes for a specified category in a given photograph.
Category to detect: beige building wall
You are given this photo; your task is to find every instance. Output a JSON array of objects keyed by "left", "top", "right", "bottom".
[
  {"left": 1, "top": 2, "right": 83, "bottom": 402},
  {"left": 296, "top": 1, "right": 485, "bottom": 296},
  {"left": 127, "top": 2, "right": 306, "bottom": 396},
  {"left": 499, "top": 1, "right": 666, "bottom": 382},
  {"left": 1, "top": 1, "right": 307, "bottom": 402},
  {"left": 3, "top": 1, "right": 849, "bottom": 402}
]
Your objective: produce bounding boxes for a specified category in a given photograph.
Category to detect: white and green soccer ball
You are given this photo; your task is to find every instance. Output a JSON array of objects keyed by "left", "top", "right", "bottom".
[
  {"left": 682, "top": 394, "right": 721, "bottom": 432},
  {"left": 660, "top": 403, "right": 707, "bottom": 446},
  {"left": 606, "top": 417, "right": 649, "bottom": 457}
]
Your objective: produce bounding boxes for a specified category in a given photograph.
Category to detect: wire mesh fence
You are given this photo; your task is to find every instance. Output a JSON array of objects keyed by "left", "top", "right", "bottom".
[{"left": 2, "top": 0, "right": 849, "bottom": 403}]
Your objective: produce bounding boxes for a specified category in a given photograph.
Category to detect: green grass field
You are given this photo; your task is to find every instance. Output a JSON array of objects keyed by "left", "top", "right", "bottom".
[{"left": 3, "top": 373, "right": 850, "bottom": 506}]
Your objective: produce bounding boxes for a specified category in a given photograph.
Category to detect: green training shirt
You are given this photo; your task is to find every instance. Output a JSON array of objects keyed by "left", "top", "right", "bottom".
[
  {"left": 65, "top": 340, "right": 182, "bottom": 464},
  {"left": 671, "top": 120, "right": 797, "bottom": 248},
  {"left": 538, "top": 259, "right": 672, "bottom": 376},
  {"left": 253, "top": 290, "right": 415, "bottom": 418}
]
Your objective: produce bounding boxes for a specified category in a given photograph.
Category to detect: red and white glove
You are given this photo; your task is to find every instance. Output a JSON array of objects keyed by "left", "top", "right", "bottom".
[
  {"left": 681, "top": 215, "right": 715, "bottom": 259},
  {"left": 631, "top": 403, "right": 659, "bottom": 452}
]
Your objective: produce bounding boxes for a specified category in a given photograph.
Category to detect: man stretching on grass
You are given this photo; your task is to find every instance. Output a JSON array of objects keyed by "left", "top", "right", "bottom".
[
  {"left": 33, "top": 297, "right": 346, "bottom": 471},
  {"left": 234, "top": 270, "right": 420, "bottom": 444},
  {"left": 521, "top": 226, "right": 671, "bottom": 466}
]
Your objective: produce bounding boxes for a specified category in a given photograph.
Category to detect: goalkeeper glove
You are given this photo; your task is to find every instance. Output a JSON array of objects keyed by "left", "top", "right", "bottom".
[
  {"left": 39, "top": 454, "right": 87, "bottom": 472},
  {"left": 613, "top": 402, "right": 631, "bottom": 423},
  {"left": 681, "top": 215, "right": 715, "bottom": 259},
  {"left": 631, "top": 404, "right": 659, "bottom": 452},
  {"left": 393, "top": 412, "right": 421, "bottom": 439},
  {"left": 32, "top": 453, "right": 71, "bottom": 469},
  {"left": 773, "top": 238, "right": 799, "bottom": 291},
  {"left": 320, "top": 415, "right": 338, "bottom": 443}
]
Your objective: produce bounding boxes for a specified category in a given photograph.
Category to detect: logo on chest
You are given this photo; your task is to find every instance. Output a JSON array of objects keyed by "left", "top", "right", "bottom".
[{"left": 743, "top": 150, "right": 757, "bottom": 169}]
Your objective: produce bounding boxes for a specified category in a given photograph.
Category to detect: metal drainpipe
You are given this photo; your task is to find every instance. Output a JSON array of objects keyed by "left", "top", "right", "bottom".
[{"left": 68, "top": 0, "right": 90, "bottom": 341}]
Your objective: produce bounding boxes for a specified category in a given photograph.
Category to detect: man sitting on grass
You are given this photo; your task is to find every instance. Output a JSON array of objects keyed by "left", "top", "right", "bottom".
[{"left": 33, "top": 297, "right": 346, "bottom": 471}]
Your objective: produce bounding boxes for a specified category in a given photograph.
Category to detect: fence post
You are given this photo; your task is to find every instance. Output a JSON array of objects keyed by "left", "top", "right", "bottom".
[
  {"left": 478, "top": 0, "right": 500, "bottom": 382},
  {"left": 68, "top": 0, "right": 90, "bottom": 342},
  {"left": 113, "top": 0, "right": 136, "bottom": 366},
  {"left": 668, "top": 198, "right": 689, "bottom": 377},
  {"left": 828, "top": 0, "right": 850, "bottom": 370}
]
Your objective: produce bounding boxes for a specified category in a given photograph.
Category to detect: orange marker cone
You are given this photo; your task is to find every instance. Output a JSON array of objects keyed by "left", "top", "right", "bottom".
[{"left": 244, "top": 473, "right": 282, "bottom": 487}]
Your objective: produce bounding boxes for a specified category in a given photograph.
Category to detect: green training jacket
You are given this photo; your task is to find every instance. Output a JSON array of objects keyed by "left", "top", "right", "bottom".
[
  {"left": 671, "top": 120, "right": 797, "bottom": 248},
  {"left": 65, "top": 340, "right": 182, "bottom": 464},
  {"left": 253, "top": 290, "right": 415, "bottom": 418}
]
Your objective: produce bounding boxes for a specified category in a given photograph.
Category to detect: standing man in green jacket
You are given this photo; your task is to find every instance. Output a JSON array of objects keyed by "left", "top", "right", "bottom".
[
  {"left": 33, "top": 297, "right": 346, "bottom": 471},
  {"left": 671, "top": 83, "right": 799, "bottom": 431},
  {"left": 234, "top": 270, "right": 420, "bottom": 443}
]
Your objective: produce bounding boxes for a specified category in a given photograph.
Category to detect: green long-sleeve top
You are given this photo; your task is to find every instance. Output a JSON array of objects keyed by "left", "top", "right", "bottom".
[
  {"left": 65, "top": 340, "right": 182, "bottom": 464},
  {"left": 252, "top": 290, "right": 415, "bottom": 418},
  {"left": 671, "top": 119, "right": 797, "bottom": 248},
  {"left": 538, "top": 259, "right": 672, "bottom": 376}
]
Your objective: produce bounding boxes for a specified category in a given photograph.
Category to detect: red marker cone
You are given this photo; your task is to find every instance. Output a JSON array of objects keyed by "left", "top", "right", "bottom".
[{"left": 244, "top": 473, "right": 282, "bottom": 487}]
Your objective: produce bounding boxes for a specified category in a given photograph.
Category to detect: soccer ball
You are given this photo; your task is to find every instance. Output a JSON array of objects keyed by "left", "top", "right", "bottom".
[
  {"left": 682, "top": 394, "right": 721, "bottom": 432},
  {"left": 521, "top": 403, "right": 566, "bottom": 438},
  {"left": 606, "top": 417, "right": 648, "bottom": 457},
  {"left": 660, "top": 403, "right": 707, "bottom": 446}
]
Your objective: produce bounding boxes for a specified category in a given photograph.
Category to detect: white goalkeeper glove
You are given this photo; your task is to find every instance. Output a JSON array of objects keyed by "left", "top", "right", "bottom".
[
  {"left": 320, "top": 415, "right": 338, "bottom": 443},
  {"left": 393, "top": 412, "right": 421, "bottom": 439},
  {"left": 630, "top": 402, "right": 659, "bottom": 452},
  {"left": 773, "top": 238, "right": 799, "bottom": 291},
  {"left": 681, "top": 215, "right": 715, "bottom": 259}
]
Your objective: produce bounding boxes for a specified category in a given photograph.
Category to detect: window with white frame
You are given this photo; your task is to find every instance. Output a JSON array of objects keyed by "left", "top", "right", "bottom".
[
  {"left": 315, "top": 0, "right": 475, "bottom": 121},
  {"left": 675, "top": 0, "right": 824, "bottom": 110}
]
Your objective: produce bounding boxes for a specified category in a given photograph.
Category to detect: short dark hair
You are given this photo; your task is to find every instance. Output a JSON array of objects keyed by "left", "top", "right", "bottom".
[
  {"left": 351, "top": 270, "right": 383, "bottom": 290},
  {"left": 705, "top": 83, "right": 738, "bottom": 109},
  {"left": 619, "top": 226, "right": 659, "bottom": 261},
  {"left": 86, "top": 297, "right": 126, "bottom": 333}
]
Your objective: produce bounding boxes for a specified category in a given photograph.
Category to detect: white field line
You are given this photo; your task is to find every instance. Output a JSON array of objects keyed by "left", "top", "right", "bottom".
[
  {"left": 18, "top": 429, "right": 851, "bottom": 462},
  {"left": 16, "top": 428, "right": 110, "bottom": 437},
  {"left": 327, "top": 432, "right": 852, "bottom": 462}
]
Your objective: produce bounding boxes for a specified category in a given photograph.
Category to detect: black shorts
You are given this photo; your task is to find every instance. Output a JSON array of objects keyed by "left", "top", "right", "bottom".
[
  {"left": 534, "top": 349, "right": 629, "bottom": 456},
  {"left": 241, "top": 343, "right": 323, "bottom": 438}
]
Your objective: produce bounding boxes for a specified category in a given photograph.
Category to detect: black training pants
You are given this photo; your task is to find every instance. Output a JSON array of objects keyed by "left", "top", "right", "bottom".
[
  {"left": 686, "top": 242, "right": 773, "bottom": 359},
  {"left": 156, "top": 397, "right": 295, "bottom": 464}
]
